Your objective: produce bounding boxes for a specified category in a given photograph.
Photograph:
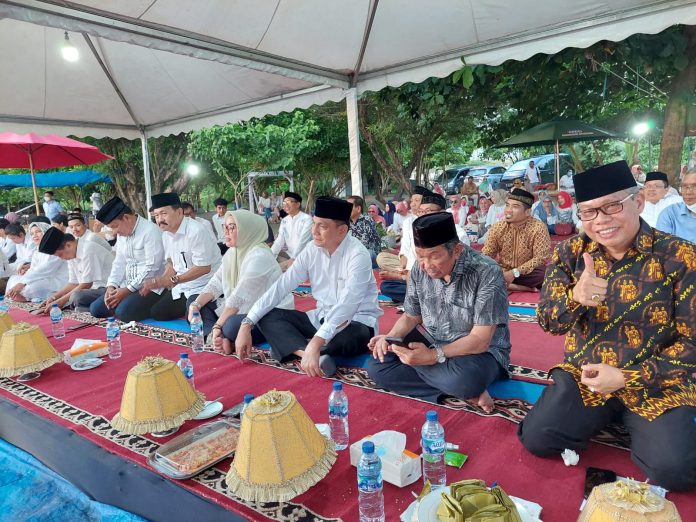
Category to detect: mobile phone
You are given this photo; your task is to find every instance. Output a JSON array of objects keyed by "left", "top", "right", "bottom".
[
  {"left": 385, "top": 336, "right": 408, "bottom": 348},
  {"left": 584, "top": 467, "right": 617, "bottom": 498}
]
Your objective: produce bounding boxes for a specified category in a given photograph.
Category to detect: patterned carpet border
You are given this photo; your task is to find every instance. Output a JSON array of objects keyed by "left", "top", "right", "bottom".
[
  {"left": 0, "top": 377, "right": 340, "bottom": 522},
  {"left": 8, "top": 303, "right": 630, "bottom": 450}
]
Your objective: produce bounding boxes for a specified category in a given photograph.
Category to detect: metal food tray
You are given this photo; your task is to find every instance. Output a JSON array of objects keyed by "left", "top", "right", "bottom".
[{"left": 148, "top": 419, "right": 240, "bottom": 480}]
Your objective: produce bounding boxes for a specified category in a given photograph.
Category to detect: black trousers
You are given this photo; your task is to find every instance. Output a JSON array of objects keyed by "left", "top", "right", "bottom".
[
  {"left": 90, "top": 289, "right": 166, "bottom": 322},
  {"left": 518, "top": 369, "right": 696, "bottom": 491},
  {"left": 367, "top": 351, "right": 506, "bottom": 403},
  {"left": 150, "top": 292, "right": 217, "bottom": 334},
  {"left": 257, "top": 308, "right": 373, "bottom": 362}
]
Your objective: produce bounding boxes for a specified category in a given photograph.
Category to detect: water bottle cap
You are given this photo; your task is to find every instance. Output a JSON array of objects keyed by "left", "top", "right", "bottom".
[
  {"left": 180, "top": 353, "right": 188, "bottom": 359},
  {"left": 107, "top": 316, "right": 115, "bottom": 322},
  {"left": 51, "top": 303, "right": 59, "bottom": 308},
  {"left": 243, "top": 394, "right": 254, "bottom": 403},
  {"left": 362, "top": 441, "right": 375, "bottom": 454},
  {"left": 426, "top": 410, "right": 438, "bottom": 422},
  {"left": 332, "top": 382, "right": 342, "bottom": 391}
]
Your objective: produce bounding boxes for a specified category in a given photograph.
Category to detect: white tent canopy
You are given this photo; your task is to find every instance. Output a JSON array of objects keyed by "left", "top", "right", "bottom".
[{"left": 2, "top": 0, "right": 696, "bottom": 200}]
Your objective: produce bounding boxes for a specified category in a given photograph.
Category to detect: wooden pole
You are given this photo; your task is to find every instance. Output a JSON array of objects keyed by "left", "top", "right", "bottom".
[{"left": 29, "top": 153, "right": 40, "bottom": 215}]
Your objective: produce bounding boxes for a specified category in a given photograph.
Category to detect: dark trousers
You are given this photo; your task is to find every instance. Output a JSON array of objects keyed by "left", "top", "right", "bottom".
[
  {"left": 380, "top": 280, "right": 407, "bottom": 303},
  {"left": 90, "top": 289, "right": 166, "bottom": 322},
  {"left": 217, "top": 242, "right": 228, "bottom": 256},
  {"left": 518, "top": 369, "right": 696, "bottom": 491},
  {"left": 367, "top": 351, "right": 506, "bottom": 403},
  {"left": 150, "top": 292, "right": 218, "bottom": 334},
  {"left": 222, "top": 314, "right": 266, "bottom": 346},
  {"left": 257, "top": 308, "right": 373, "bottom": 362},
  {"left": 513, "top": 265, "right": 545, "bottom": 289}
]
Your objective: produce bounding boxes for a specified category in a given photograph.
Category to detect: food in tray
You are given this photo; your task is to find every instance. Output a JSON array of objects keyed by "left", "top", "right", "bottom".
[{"left": 163, "top": 427, "right": 240, "bottom": 473}]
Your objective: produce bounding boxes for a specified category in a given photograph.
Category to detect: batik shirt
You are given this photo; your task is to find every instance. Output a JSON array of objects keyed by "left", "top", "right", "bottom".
[
  {"left": 405, "top": 247, "right": 511, "bottom": 372},
  {"left": 482, "top": 217, "right": 551, "bottom": 274},
  {"left": 349, "top": 214, "right": 381, "bottom": 256},
  {"left": 538, "top": 220, "right": 696, "bottom": 421}
]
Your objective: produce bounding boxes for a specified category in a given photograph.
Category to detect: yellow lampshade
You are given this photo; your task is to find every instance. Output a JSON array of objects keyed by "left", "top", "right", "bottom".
[
  {"left": 579, "top": 480, "right": 681, "bottom": 522},
  {"left": 111, "top": 356, "right": 205, "bottom": 435},
  {"left": 0, "top": 322, "right": 61, "bottom": 378},
  {"left": 226, "top": 390, "right": 336, "bottom": 503},
  {"left": 0, "top": 311, "right": 16, "bottom": 336}
]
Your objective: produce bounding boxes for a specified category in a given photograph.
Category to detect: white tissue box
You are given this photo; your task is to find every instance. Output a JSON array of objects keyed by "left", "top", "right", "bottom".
[{"left": 350, "top": 430, "right": 421, "bottom": 487}]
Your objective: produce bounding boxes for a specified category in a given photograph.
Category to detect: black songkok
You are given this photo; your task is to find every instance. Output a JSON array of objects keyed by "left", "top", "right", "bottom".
[
  {"left": 413, "top": 212, "right": 458, "bottom": 248},
  {"left": 507, "top": 188, "right": 535, "bottom": 208},
  {"left": 314, "top": 196, "right": 352, "bottom": 222},
  {"left": 573, "top": 161, "right": 636, "bottom": 203},
  {"left": 95, "top": 197, "right": 128, "bottom": 225}
]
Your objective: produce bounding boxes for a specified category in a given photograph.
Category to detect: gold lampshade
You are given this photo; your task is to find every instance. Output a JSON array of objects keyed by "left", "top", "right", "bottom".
[
  {"left": 226, "top": 390, "right": 336, "bottom": 503},
  {"left": 0, "top": 322, "right": 62, "bottom": 378},
  {"left": 579, "top": 480, "right": 681, "bottom": 522},
  {"left": 111, "top": 356, "right": 205, "bottom": 435},
  {"left": 0, "top": 311, "right": 16, "bottom": 336}
]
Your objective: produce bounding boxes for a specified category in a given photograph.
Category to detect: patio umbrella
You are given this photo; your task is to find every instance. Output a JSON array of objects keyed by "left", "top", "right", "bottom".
[
  {"left": 497, "top": 119, "right": 620, "bottom": 186},
  {"left": 0, "top": 132, "right": 113, "bottom": 214}
]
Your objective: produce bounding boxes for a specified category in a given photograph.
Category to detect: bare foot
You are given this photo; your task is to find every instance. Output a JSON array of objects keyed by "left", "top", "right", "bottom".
[{"left": 476, "top": 391, "right": 495, "bottom": 413}]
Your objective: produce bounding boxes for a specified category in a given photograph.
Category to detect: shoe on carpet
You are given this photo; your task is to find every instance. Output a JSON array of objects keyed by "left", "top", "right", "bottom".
[{"left": 319, "top": 354, "right": 337, "bottom": 377}]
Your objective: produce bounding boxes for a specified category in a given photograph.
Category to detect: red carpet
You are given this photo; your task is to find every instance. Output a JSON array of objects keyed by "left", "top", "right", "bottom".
[{"left": 1, "top": 309, "right": 695, "bottom": 521}]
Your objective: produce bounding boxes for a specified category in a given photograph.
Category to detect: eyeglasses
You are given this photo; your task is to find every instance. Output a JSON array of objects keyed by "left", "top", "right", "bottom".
[
  {"left": 224, "top": 224, "right": 237, "bottom": 232},
  {"left": 577, "top": 193, "right": 635, "bottom": 221},
  {"left": 679, "top": 184, "right": 696, "bottom": 193},
  {"left": 367, "top": 210, "right": 376, "bottom": 213}
]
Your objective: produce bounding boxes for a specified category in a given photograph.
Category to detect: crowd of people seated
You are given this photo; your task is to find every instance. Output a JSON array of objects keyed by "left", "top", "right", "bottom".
[{"left": 0, "top": 160, "right": 694, "bottom": 491}]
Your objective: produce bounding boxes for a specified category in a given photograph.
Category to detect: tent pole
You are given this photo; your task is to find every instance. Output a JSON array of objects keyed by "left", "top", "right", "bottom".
[
  {"left": 555, "top": 140, "right": 560, "bottom": 188},
  {"left": 345, "top": 88, "right": 363, "bottom": 197},
  {"left": 29, "top": 153, "right": 40, "bottom": 215},
  {"left": 140, "top": 129, "right": 153, "bottom": 214}
]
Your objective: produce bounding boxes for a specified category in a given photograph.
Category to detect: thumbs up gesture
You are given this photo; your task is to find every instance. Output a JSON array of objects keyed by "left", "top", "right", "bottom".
[{"left": 572, "top": 253, "right": 609, "bottom": 307}]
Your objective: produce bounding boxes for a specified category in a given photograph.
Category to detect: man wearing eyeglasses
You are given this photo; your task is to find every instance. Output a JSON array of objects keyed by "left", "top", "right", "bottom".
[
  {"left": 639, "top": 171, "right": 682, "bottom": 227},
  {"left": 519, "top": 161, "right": 696, "bottom": 492},
  {"left": 656, "top": 169, "right": 696, "bottom": 243},
  {"left": 270, "top": 191, "right": 312, "bottom": 272}
]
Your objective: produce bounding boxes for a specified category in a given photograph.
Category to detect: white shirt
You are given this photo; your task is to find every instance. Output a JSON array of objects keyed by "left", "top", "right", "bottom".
[
  {"left": 524, "top": 166, "right": 540, "bottom": 184},
  {"left": 201, "top": 247, "right": 294, "bottom": 315},
  {"left": 21, "top": 250, "right": 68, "bottom": 287},
  {"left": 107, "top": 215, "right": 166, "bottom": 293},
  {"left": 398, "top": 215, "right": 417, "bottom": 270},
  {"left": 486, "top": 204, "right": 506, "bottom": 228},
  {"left": 271, "top": 211, "right": 313, "bottom": 259},
  {"left": 258, "top": 197, "right": 271, "bottom": 211},
  {"left": 446, "top": 206, "right": 468, "bottom": 226},
  {"left": 162, "top": 216, "right": 221, "bottom": 299},
  {"left": 641, "top": 193, "right": 683, "bottom": 228},
  {"left": 10, "top": 238, "right": 36, "bottom": 273},
  {"left": 82, "top": 229, "right": 113, "bottom": 254},
  {"left": 68, "top": 239, "right": 113, "bottom": 289},
  {"left": 559, "top": 174, "right": 574, "bottom": 188},
  {"left": 195, "top": 216, "right": 218, "bottom": 243},
  {"left": 211, "top": 213, "right": 226, "bottom": 242},
  {"left": 388, "top": 212, "right": 408, "bottom": 234},
  {"left": 247, "top": 234, "right": 383, "bottom": 343},
  {"left": 0, "top": 237, "right": 16, "bottom": 262}
]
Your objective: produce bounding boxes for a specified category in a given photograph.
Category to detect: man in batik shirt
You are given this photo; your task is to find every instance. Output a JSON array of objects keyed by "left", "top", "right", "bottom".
[{"left": 518, "top": 160, "right": 696, "bottom": 491}]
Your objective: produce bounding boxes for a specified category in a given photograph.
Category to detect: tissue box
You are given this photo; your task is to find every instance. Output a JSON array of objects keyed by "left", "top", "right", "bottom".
[{"left": 350, "top": 430, "right": 421, "bottom": 487}]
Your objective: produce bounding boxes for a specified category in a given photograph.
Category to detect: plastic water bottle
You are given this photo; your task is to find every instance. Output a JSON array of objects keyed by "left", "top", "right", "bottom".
[
  {"left": 357, "top": 441, "right": 385, "bottom": 522},
  {"left": 421, "top": 410, "right": 446, "bottom": 489},
  {"left": 177, "top": 353, "right": 194, "bottom": 388},
  {"left": 49, "top": 304, "right": 65, "bottom": 339},
  {"left": 106, "top": 317, "right": 122, "bottom": 359},
  {"left": 190, "top": 311, "right": 204, "bottom": 352},
  {"left": 328, "top": 382, "right": 349, "bottom": 450},
  {"left": 0, "top": 297, "right": 9, "bottom": 313},
  {"left": 240, "top": 394, "right": 254, "bottom": 418}
]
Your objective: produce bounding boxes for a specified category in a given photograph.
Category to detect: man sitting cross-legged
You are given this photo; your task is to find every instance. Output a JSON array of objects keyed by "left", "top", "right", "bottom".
[
  {"left": 236, "top": 196, "right": 383, "bottom": 377},
  {"left": 368, "top": 212, "right": 511, "bottom": 412},
  {"left": 37, "top": 227, "right": 113, "bottom": 313}
]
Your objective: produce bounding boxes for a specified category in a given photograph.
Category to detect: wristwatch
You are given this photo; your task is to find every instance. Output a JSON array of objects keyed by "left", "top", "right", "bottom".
[
  {"left": 512, "top": 268, "right": 521, "bottom": 278},
  {"left": 435, "top": 346, "right": 446, "bottom": 364},
  {"left": 170, "top": 274, "right": 180, "bottom": 285},
  {"left": 241, "top": 317, "right": 255, "bottom": 328},
  {"left": 190, "top": 301, "right": 201, "bottom": 309}
]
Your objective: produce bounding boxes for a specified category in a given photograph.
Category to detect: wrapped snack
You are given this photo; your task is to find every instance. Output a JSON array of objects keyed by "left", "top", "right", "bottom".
[
  {"left": 579, "top": 480, "right": 681, "bottom": 522},
  {"left": 437, "top": 480, "right": 522, "bottom": 522}
]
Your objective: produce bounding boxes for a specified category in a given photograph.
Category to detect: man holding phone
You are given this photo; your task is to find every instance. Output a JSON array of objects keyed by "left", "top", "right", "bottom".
[{"left": 368, "top": 212, "right": 511, "bottom": 412}]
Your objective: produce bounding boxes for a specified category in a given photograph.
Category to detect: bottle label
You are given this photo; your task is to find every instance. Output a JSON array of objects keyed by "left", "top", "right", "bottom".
[
  {"left": 357, "top": 474, "right": 383, "bottom": 491},
  {"left": 107, "top": 329, "right": 119, "bottom": 340},
  {"left": 181, "top": 367, "right": 193, "bottom": 379},
  {"left": 328, "top": 404, "right": 348, "bottom": 418},
  {"left": 191, "top": 323, "right": 202, "bottom": 334},
  {"left": 422, "top": 437, "right": 445, "bottom": 455}
]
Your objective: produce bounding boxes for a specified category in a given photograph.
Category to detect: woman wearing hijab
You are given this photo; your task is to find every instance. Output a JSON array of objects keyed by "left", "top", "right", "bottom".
[
  {"left": 5, "top": 222, "right": 68, "bottom": 302},
  {"left": 188, "top": 209, "right": 294, "bottom": 354},
  {"left": 532, "top": 195, "right": 559, "bottom": 235},
  {"left": 367, "top": 204, "right": 386, "bottom": 230},
  {"left": 383, "top": 201, "right": 396, "bottom": 228}
]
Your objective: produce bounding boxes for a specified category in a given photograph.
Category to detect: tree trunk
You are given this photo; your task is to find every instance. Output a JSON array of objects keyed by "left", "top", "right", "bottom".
[{"left": 659, "top": 25, "right": 696, "bottom": 185}]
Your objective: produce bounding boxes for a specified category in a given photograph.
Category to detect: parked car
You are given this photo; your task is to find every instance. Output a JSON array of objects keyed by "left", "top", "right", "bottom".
[
  {"left": 444, "top": 166, "right": 472, "bottom": 194},
  {"left": 501, "top": 153, "right": 574, "bottom": 189},
  {"left": 467, "top": 165, "right": 506, "bottom": 191}
]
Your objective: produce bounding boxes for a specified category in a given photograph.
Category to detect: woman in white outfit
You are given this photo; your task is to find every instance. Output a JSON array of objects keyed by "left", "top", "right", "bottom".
[
  {"left": 188, "top": 209, "right": 294, "bottom": 354},
  {"left": 5, "top": 222, "right": 68, "bottom": 302}
]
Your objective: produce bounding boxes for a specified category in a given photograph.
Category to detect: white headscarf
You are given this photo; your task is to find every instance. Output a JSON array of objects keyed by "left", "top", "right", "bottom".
[{"left": 222, "top": 209, "right": 270, "bottom": 291}]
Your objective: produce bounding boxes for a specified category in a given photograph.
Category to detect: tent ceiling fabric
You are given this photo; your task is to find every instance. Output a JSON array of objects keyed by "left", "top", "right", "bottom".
[{"left": 1, "top": 0, "right": 695, "bottom": 138}]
